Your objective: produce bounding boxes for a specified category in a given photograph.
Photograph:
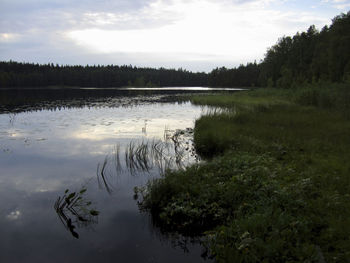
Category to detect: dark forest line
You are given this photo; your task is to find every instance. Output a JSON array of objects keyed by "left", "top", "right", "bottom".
[
  {"left": 210, "top": 11, "right": 350, "bottom": 88},
  {"left": 0, "top": 11, "right": 349, "bottom": 89},
  {"left": 0, "top": 63, "right": 208, "bottom": 88}
]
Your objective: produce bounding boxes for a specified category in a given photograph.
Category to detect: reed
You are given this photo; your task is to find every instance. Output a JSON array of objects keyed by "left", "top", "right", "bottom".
[
  {"left": 97, "top": 156, "right": 113, "bottom": 194},
  {"left": 96, "top": 133, "right": 197, "bottom": 195}
]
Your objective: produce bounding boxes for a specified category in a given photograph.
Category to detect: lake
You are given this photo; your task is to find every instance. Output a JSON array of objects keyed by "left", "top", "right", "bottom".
[{"left": 0, "top": 88, "right": 239, "bottom": 262}]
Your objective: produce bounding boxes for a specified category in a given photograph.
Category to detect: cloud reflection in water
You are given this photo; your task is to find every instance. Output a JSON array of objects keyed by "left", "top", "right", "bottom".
[{"left": 0, "top": 99, "right": 211, "bottom": 262}]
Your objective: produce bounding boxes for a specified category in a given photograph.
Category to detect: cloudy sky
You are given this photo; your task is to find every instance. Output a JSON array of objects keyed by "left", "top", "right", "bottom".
[{"left": 0, "top": 0, "right": 349, "bottom": 72}]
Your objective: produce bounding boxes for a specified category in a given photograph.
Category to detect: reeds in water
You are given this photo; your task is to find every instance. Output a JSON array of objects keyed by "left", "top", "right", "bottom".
[
  {"left": 54, "top": 188, "right": 99, "bottom": 239},
  {"left": 96, "top": 129, "right": 199, "bottom": 194}
]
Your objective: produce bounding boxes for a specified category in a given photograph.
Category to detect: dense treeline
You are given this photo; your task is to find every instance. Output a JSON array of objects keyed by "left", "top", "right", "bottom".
[
  {"left": 0, "top": 62, "right": 208, "bottom": 88},
  {"left": 209, "top": 62, "right": 260, "bottom": 87},
  {"left": 260, "top": 11, "right": 350, "bottom": 88},
  {"left": 1, "top": 11, "right": 349, "bottom": 89},
  {"left": 209, "top": 11, "right": 350, "bottom": 88}
]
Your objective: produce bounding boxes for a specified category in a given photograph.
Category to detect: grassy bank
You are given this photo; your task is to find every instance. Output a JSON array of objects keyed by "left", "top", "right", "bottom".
[{"left": 139, "top": 85, "right": 350, "bottom": 262}]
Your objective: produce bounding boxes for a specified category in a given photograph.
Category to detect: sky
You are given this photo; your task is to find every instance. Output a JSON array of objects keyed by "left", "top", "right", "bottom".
[{"left": 0, "top": 0, "right": 349, "bottom": 72}]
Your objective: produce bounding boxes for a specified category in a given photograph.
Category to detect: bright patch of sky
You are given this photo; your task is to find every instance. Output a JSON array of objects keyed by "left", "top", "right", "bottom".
[{"left": 0, "top": 0, "right": 349, "bottom": 72}]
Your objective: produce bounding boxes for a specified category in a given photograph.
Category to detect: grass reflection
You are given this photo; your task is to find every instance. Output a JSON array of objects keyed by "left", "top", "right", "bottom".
[
  {"left": 97, "top": 129, "right": 199, "bottom": 194},
  {"left": 54, "top": 188, "right": 99, "bottom": 239}
]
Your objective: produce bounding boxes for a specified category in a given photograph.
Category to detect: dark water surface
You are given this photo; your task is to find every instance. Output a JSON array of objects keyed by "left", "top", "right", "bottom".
[{"left": 0, "top": 88, "right": 231, "bottom": 263}]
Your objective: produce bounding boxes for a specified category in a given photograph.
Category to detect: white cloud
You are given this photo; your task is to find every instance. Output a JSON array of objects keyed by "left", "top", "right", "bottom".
[
  {"left": 0, "top": 0, "right": 345, "bottom": 71},
  {"left": 65, "top": 0, "right": 329, "bottom": 65}
]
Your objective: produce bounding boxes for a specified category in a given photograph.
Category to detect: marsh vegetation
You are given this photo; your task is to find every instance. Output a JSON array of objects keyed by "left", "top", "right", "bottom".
[
  {"left": 139, "top": 86, "right": 350, "bottom": 262},
  {"left": 96, "top": 130, "right": 198, "bottom": 195}
]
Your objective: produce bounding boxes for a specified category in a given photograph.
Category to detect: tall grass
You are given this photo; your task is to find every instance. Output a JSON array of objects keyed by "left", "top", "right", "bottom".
[
  {"left": 293, "top": 84, "right": 350, "bottom": 117},
  {"left": 192, "top": 84, "right": 350, "bottom": 117},
  {"left": 96, "top": 133, "right": 198, "bottom": 194}
]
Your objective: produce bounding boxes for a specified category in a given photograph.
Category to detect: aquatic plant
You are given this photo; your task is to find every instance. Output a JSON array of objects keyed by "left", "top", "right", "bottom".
[
  {"left": 96, "top": 130, "right": 199, "bottom": 195},
  {"left": 54, "top": 187, "right": 99, "bottom": 239},
  {"left": 97, "top": 156, "right": 114, "bottom": 194}
]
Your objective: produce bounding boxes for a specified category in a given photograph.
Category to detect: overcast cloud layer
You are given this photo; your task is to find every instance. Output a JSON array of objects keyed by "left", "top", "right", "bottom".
[{"left": 0, "top": 0, "right": 349, "bottom": 72}]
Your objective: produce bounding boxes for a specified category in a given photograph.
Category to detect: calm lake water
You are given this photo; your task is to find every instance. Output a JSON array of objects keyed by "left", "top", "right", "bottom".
[{"left": 0, "top": 88, "right": 238, "bottom": 262}]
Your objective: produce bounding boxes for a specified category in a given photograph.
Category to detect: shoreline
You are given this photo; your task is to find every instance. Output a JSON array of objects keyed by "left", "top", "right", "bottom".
[{"left": 139, "top": 86, "right": 350, "bottom": 262}]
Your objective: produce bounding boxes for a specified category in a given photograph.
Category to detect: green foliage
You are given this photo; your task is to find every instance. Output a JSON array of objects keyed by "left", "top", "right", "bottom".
[
  {"left": 208, "top": 11, "right": 350, "bottom": 89},
  {"left": 133, "top": 76, "right": 145, "bottom": 87},
  {"left": 140, "top": 88, "right": 350, "bottom": 262},
  {"left": 259, "top": 12, "right": 350, "bottom": 88},
  {"left": 292, "top": 83, "right": 350, "bottom": 118},
  {"left": 209, "top": 63, "right": 260, "bottom": 88},
  {"left": 191, "top": 89, "right": 290, "bottom": 109},
  {"left": 267, "top": 77, "right": 274, "bottom": 88}
]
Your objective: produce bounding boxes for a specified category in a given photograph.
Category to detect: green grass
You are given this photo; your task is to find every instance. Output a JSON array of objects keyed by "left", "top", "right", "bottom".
[
  {"left": 139, "top": 86, "right": 350, "bottom": 262},
  {"left": 191, "top": 90, "right": 290, "bottom": 110}
]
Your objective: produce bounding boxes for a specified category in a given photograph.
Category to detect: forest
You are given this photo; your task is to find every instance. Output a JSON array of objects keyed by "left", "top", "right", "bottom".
[
  {"left": 209, "top": 11, "right": 350, "bottom": 88},
  {"left": 0, "top": 11, "right": 349, "bottom": 89},
  {"left": 0, "top": 63, "right": 208, "bottom": 88}
]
